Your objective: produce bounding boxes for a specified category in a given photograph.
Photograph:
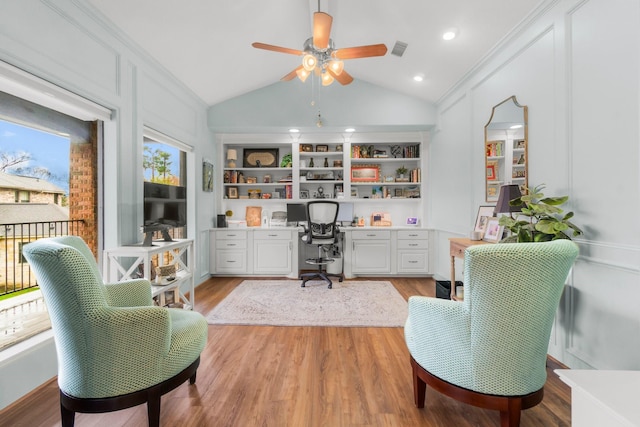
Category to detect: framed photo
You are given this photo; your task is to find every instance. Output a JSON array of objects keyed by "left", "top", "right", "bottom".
[
  {"left": 243, "top": 148, "right": 279, "bottom": 167},
  {"left": 406, "top": 217, "right": 418, "bottom": 226},
  {"left": 350, "top": 165, "right": 380, "bottom": 182},
  {"left": 315, "top": 144, "right": 329, "bottom": 152},
  {"left": 351, "top": 187, "right": 359, "bottom": 198},
  {"left": 300, "top": 144, "right": 313, "bottom": 152},
  {"left": 394, "top": 188, "right": 404, "bottom": 197},
  {"left": 483, "top": 217, "right": 504, "bottom": 243},
  {"left": 474, "top": 206, "right": 495, "bottom": 234},
  {"left": 202, "top": 161, "right": 213, "bottom": 192},
  {"left": 486, "top": 163, "right": 497, "bottom": 180},
  {"left": 300, "top": 190, "right": 309, "bottom": 199},
  {"left": 227, "top": 186, "right": 238, "bottom": 199}
]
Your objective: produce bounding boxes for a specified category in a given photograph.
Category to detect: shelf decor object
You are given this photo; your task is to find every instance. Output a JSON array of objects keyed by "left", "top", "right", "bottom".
[
  {"left": 243, "top": 148, "right": 279, "bottom": 168},
  {"left": 351, "top": 165, "right": 380, "bottom": 182},
  {"left": 226, "top": 149, "right": 237, "bottom": 168}
]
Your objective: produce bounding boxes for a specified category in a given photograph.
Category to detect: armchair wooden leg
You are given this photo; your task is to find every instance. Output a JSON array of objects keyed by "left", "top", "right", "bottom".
[
  {"left": 501, "top": 399, "right": 522, "bottom": 427},
  {"left": 147, "top": 389, "right": 161, "bottom": 427},
  {"left": 190, "top": 372, "right": 197, "bottom": 385},
  {"left": 60, "top": 403, "right": 75, "bottom": 427},
  {"left": 411, "top": 357, "right": 426, "bottom": 408}
]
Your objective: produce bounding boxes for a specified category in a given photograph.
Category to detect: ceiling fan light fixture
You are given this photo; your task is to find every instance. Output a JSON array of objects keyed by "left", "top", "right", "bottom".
[
  {"left": 296, "top": 67, "right": 310, "bottom": 82},
  {"left": 328, "top": 59, "right": 344, "bottom": 75},
  {"left": 302, "top": 54, "right": 317, "bottom": 71},
  {"left": 321, "top": 72, "right": 334, "bottom": 86}
]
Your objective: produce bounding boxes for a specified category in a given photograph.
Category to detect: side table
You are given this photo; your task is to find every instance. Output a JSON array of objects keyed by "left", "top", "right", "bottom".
[{"left": 448, "top": 237, "right": 490, "bottom": 300}]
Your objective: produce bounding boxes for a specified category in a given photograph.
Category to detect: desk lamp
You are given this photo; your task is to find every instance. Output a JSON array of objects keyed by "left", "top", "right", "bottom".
[{"left": 494, "top": 184, "right": 523, "bottom": 214}]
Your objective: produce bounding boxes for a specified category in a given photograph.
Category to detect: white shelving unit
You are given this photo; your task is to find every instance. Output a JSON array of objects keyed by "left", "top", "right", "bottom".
[
  {"left": 103, "top": 239, "right": 194, "bottom": 309},
  {"left": 218, "top": 133, "right": 426, "bottom": 224}
]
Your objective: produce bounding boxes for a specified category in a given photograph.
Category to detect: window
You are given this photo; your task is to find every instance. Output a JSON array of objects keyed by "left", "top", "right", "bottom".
[
  {"left": 15, "top": 190, "right": 30, "bottom": 203},
  {"left": 142, "top": 128, "right": 190, "bottom": 241}
]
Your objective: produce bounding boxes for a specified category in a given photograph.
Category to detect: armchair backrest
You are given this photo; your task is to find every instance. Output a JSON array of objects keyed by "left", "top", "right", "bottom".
[
  {"left": 463, "top": 240, "right": 579, "bottom": 394},
  {"left": 23, "top": 237, "right": 109, "bottom": 378},
  {"left": 305, "top": 201, "right": 339, "bottom": 242}
]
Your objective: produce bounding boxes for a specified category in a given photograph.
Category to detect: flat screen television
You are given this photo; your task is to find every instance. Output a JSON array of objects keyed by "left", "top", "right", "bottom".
[{"left": 143, "top": 182, "right": 186, "bottom": 245}]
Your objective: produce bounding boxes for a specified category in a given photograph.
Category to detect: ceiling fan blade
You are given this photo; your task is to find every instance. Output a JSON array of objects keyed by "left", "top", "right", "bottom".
[
  {"left": 334, "top": 44, "right": 388, "bottom": 60},
  {"left": 252, "top": 42, "right": 303, "bottom": 56},
  {"left": 327, "top": 68, "right": 354, "bottom": 85},
  {"left": 281, "top": 66, "right": 303, "bottom": 81},
  {"left": 313, "top": 12, "right": 333, "bottom": 49}
]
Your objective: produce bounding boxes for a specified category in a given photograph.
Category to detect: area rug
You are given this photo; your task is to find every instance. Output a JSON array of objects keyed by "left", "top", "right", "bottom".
[{"left": 206, "top": 280, "right": 408, "bottom": 327}]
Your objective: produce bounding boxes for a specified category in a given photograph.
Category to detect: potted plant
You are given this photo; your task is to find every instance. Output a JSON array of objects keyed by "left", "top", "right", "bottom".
[
  {"left": 396, "top": 165, "right": 408, "bottom": 179},
  {"left": 499, "top": 184, "right": 583, "bottom": 243},
  {"left": 280, "top": 153, "right": 292, "bottom": 168}
]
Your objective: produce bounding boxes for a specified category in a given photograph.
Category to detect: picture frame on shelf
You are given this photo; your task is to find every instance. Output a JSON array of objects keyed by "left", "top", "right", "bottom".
[
  {"left": 227, "top": 187, "right": 238, "bottom": 199},
  {"left": 483, "top": 217, "right": 504, "bottom": 243},
  {"left": 486, "top": 163, "right": 497, "bottom": 180},
  {"left": 474, "top": 205, "right": 495, "bottom": 234},
  {"left": 315, "top": 144, "right": 329, "bottom": 152},
  {"left": 351, "top": 187, "right": 359, "bottom": 198},
  {"left": 406, "top": 217, "right": 418, "bottom": 226},
  {"left": 300, "top": 144, "right": 313, "bottom": 152},
  {"left": 350, "top": 164, "right": 381, "bottom": 182},
  {"left": 300, "top": 190, "right": 309, "bottom": 199},
  {"left": 243, "top": 148, "right": 279, "bottom": 168},
  {"left": 202, "top": 161, "right": 213, "bottom": 192}
]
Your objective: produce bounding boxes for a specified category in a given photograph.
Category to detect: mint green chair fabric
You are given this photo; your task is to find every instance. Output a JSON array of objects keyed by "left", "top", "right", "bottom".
[
  {"left": 405, "top": 240, "right": 578, "bottom": 426},
  {"left": 23, "top": 236, "right": 208, "bottom": 427}
]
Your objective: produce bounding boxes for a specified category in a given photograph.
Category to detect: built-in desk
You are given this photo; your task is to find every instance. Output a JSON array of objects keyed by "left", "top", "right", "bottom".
[{"left": 210, "top": 226, "right": 431, "bottom": 279}]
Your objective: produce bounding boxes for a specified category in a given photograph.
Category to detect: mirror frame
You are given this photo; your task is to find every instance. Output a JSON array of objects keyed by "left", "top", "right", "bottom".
[{"left": 484, "top": 95, "right": 528, "bottom": 202}]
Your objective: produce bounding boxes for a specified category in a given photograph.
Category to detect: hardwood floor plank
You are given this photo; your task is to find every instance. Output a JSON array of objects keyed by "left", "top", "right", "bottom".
[{"left": 0, "top": 277, "right": 571, "bottom": 426}]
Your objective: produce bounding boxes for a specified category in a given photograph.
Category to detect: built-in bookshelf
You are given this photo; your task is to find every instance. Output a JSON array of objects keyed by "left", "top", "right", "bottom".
[{"left": 217, "top": 133, "right": 426, "bottom": 226}]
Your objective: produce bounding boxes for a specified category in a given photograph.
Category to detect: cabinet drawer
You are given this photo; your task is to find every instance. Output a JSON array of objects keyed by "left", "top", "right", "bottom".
[
  {"left": 397, "top": 250, "right": 428, "bottom": 273},
  {"left": 216, "top": 230, "right": 247, "bottom": 240},
  {"left": 397, "top": 230, "right": 428, "bottom": 240},
  {"left": 253, "top": 230, "right": 291, "bottom": 240},
  {"left": 215, "top": 250, "right": 246, "bottom": 273},
  {"left": 216, "top": 239, "right": 247, "bottom": 249},
  {"left": 397, "top": 239, "right": 428, "bottom": 249},
  {"left": 351, "top": 230, "right": 391, "bottom": 240}
]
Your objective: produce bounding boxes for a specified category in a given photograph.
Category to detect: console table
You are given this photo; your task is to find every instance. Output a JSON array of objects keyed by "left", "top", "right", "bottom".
[
  {"left": 103, "top": 239, "right": 194, "bottom": 309},
  {"left": 448, "top": 237, "right": 489, "bottom": 299}
]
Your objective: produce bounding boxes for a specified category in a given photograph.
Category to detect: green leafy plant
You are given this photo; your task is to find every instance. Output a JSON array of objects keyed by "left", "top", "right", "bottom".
[
  {"left": 499, "top": 184, "right": 583, "bottom": 243},
  {"left": 396, "top": 165, "right": 408, "bottom": 176},
  {"left": 280, "top": 153, "right": 292, "bottom": 168}
]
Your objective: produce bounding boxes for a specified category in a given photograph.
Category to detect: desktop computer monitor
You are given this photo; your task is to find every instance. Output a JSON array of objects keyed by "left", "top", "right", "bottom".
[
  {"left": 336, "top": 202, "right": 354, "bottom": 225},
  {"left": 286, "top": 203, "right": 307, "bottom": 225}
]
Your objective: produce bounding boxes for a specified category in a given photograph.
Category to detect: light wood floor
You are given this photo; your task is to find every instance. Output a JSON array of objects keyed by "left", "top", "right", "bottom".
[{"left": 1, "top": 277, "right": 571, "bottom": 426}]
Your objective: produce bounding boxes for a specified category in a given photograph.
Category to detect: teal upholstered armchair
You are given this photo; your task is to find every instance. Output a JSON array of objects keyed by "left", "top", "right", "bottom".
[
  {"left": 405, "top": 240, "right": 578, "bottom": 426},
  {"left": 23, "top": 236, "right": 208, "bottom": 427}
]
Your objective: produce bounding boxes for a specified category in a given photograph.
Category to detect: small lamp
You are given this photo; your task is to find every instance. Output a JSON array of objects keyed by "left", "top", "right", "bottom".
[
  {"left": 494, "top": 184, "right": 523, "bottom": 214},
  {"left": 226, "top": 149, "right": 237, "bottom": 168}
]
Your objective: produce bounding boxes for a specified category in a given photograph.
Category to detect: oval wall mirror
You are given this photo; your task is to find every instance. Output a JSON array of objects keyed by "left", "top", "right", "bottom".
[{"left": 484, "top": 95, "right": 528, "bottom": 202}]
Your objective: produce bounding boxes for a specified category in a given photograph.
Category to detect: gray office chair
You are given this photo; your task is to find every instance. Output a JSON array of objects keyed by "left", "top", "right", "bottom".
[{"left": 300, "top": 200, "right": 343, "bottom": 289}]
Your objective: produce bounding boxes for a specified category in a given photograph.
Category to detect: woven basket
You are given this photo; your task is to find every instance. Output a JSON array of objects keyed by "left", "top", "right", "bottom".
[{"left": 155, "top": 264, "right": 176, "bottom": 278}]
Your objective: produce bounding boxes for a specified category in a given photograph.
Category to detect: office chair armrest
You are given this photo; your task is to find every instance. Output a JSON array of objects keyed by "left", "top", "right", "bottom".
[{"left": 104, "top": 279, "right": 153, "bottom": 307}]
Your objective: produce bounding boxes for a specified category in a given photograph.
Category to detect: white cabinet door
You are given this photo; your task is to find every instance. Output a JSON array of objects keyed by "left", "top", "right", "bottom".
[
  {"left": 351, "top": 240, "right": 390, "bottom": 274},
  {"left": 253, "top": 229, "right": 292, "bottom": 274}
]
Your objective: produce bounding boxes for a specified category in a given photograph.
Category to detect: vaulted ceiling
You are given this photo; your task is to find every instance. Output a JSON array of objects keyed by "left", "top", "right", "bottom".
[{"left": 87, "top": 0, "right": 543, "bottom": 106}]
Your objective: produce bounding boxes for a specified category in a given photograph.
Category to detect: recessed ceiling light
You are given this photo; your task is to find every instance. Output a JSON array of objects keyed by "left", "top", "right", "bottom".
[
  {"left": 442, "top": 28, "right": 458, "bottom": 41},
  {"left": 413, "top": 74, "right": 425, "bottom": 82},
  {"left": 344, "top": 128, "right": 355, "bottom": 133},
  {"left": 289, "top": 128, "right": 300, "bottom": 133}
]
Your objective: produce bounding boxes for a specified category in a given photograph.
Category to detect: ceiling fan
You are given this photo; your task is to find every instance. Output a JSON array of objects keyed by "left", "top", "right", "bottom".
[{"left": 252, "top": 5, "right": 387, "bottom": 86}]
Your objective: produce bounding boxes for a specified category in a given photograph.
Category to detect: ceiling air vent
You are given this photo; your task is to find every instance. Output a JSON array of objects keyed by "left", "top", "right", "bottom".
[{"left": 391, "top": 41, "right": 408, "bottom": 57}]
